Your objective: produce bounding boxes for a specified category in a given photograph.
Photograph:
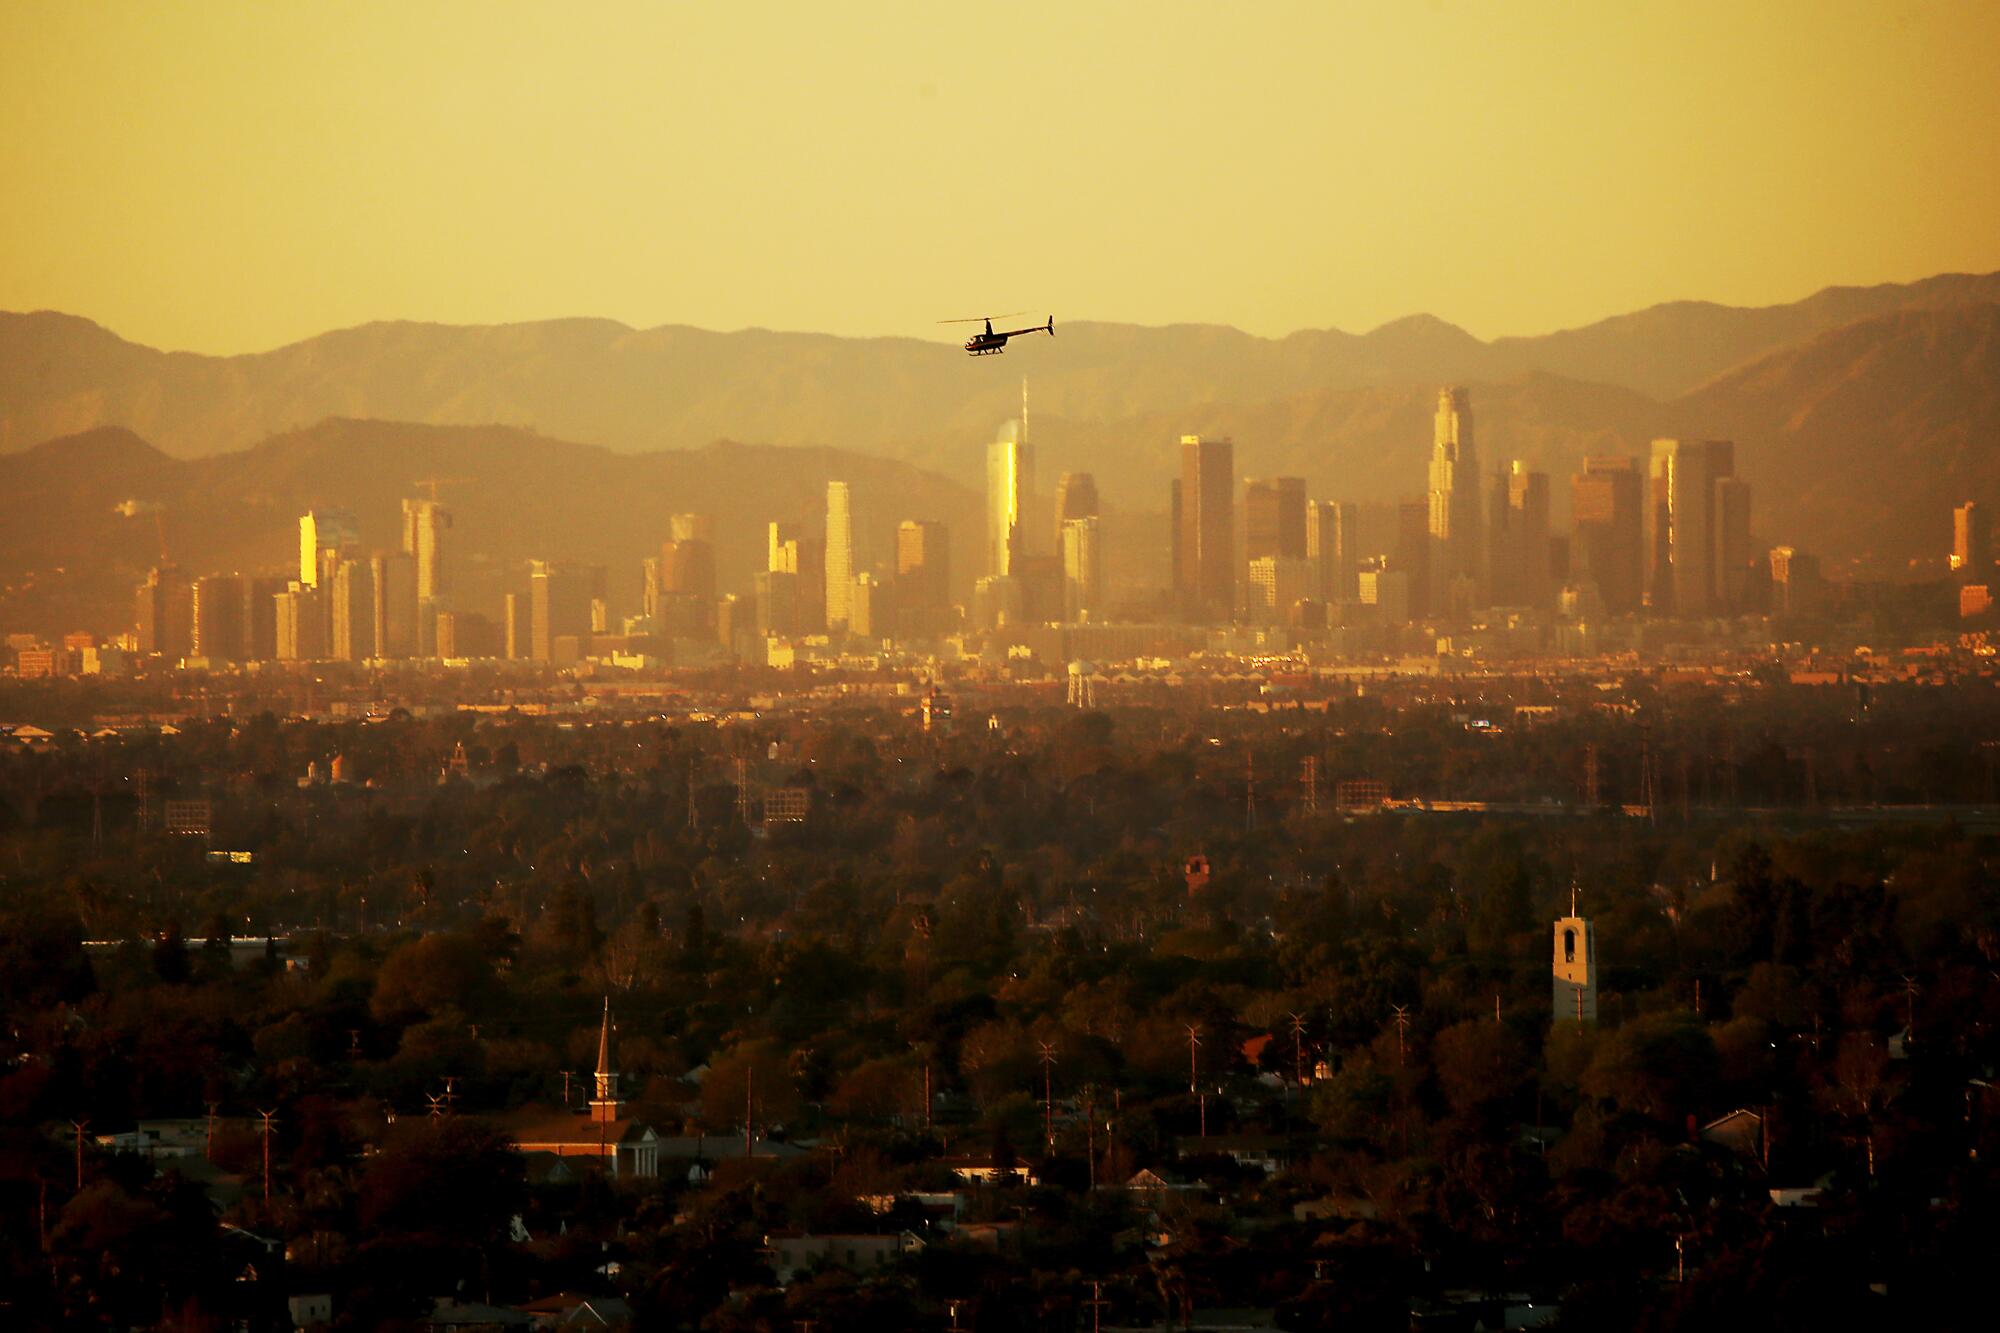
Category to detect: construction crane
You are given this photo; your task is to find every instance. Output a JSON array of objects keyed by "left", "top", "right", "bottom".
[{"left": 411, "top": 477, "right": 470, "bottom": 503}]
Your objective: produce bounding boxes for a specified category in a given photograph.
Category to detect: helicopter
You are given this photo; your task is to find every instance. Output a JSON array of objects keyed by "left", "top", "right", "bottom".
[{"left": 940, "top": 313, "right": 1055, "bottom": 356}]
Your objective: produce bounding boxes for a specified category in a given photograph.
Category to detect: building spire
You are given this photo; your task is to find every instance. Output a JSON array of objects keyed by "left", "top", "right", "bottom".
[{"left": 590, "top": 996, "right": 622, "bottom": 1121}]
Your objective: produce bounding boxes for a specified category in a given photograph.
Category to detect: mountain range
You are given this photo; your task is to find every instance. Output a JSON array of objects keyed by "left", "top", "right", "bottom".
[{"left": 2, "top": 271, "right": 1998, "bottom": 634}]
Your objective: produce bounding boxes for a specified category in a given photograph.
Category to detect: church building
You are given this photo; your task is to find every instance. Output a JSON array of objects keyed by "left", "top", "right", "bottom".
[{"left": 506, "top": 998, "right": 660, "bottom": 1179}]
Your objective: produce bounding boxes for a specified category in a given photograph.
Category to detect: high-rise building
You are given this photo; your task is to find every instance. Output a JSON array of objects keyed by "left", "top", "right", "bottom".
[
  {"left": 671, "top": 513, "right": 715, "bottom": 545},
  {"left": 503, "top": 592, "right": 524, "bottom": 660},
  {"left": 371, "top": 552, "right": 418, "bottom": 658},
  {"left": 1177, "top": 435, "right": 1235, "bottom": 622},
  {"left": 530, "top": 560, "right": 595, "bottom": 662},
  {"left": 1245, "top": 477, "right": 1307, "bottom": 561},
  {"left": 400, "top": 499, "right": 451, "bottom": 652},
  {"left": 1769, "top": 546, "right": 1827, "bottom": 618},
  {"left": 1247, "top": 556, "right": 1315, "bottom": 624},
  {"left": 135, "top": 566, "right": 193, "bottom": 661},
  {"left": 1053, "top": 472, "right": 1100, "bottom": 552},
  {"left": 1394, "top": 500, "right": 1433, "bottom": 620},
  {"left": 896, "top": 519, "right": 950, "bottom": 634},
  {"left": 1713, "top": 476, "right": 1753, "bottom": 614},
  {"left": 825, "top": 481, "right": 854, "bottom": 631},
  {"left": 1060, "top": 516, "right": 1103, "bottom": 622},
  {"left": 754, "top": 569, "right": 799, "bottom": 639},
  {"left": 659, "top": 537, "right": 717, "bottom": 638},
  {"left": 330, "top": 558, "right": 376, "bottom": 662},
  {"left": 1307, "top": 500, "right": 1357, "bottom": 603},
  {"left": 191, "top": 575, "right": 245, "bottom": 662},
  {"left": 1427, "top": 388, "right": 1482, "bottom": 608},
  {"left": 1646, "top": 439, "right": 1737, "bottom": 617},
  {"left": 987, "top": 422, "right": 1034, "bottom": 578},
  {"left": 274, "top": 583, "right": 324, "bottom": 661},
  {"left": 1491, "top": 462, "right": 1551, "bottom": 608},
  {"left": 768, "top": 522, "right": 826, "bottom": 633},
  {"left": 1954, "top": 502, "right": 1990, "bottom": 576},
  {"left": 244, "top": 576, "right": 287, "bottom": 661},
  {"left": 1570, "top": 456, "right": 1643, "bottom": 615},
  {"left": 299, "top": 509, "right": 360, "bottom": 588},
  {"left": 850, "top": 572, "right": 888, "bottom": 639}
]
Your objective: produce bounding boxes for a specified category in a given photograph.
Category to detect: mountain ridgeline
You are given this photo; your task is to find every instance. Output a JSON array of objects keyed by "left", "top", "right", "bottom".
[{"left": 1, "top": 271, "right": 1997, "bottom": 632}]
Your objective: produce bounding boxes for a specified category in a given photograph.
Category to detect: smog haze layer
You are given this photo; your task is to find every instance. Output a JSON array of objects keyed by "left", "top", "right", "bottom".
[{"left": 3, "top": 0, "right": 1999, "bottom": 354}]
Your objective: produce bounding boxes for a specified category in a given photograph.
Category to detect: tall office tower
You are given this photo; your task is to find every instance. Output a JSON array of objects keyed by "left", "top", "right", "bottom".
[
  {"left": 1177, "top": 435, "right": 1235, "bottom": 622},
  {"left": 1053, "top": 472, "right": 1100, "bottom": 551},
  {"left": 850, "top": 572, "right": 888, "bottom": 639},
  {"left": 1307, "top": 499, "right": 1358, "bottom": 603},
  {"left": 1394, "top": 500, "right": 1433, "bottom": 620},
  {"left": 1247, "top": 556, "right": 1315, "bottom": 624},
  {"left": 767, "top": 522, "right": 827, "bottom": 632},
  {"left": 896, "top": 519, "right": 951, "bottom": 632},
  {"left": 1713, "top": 476, "right": 1753, "bottom": 614},
  {"left": 400, "top": 499, "right": 452, "bottom": 652},
  {"left": 1769, "top": 546, "right": 1827, "bottom": 618},
  {"left": 987, "top": 421, "right": 1034, "bottom": 578},
  {"left": 502, "top": 592, "right": 524, "bottom": 660},
  {"left": 1169, "top": 478, "right": 1183, "bottom": 599},
  {"left": 825, "top": 481, "right": 854, "bottom": 630},
  {"left": 371, "top": 553, "right": 417, "bottom": 658},
  {"left": 529, "top": 560, "right": 594, "bottom": 662},
  {"left": 716, "top": 593, "right": 753, "bottom": 657},
  {"left": 671, "top": 513, "right": 715, "bottom": 545},
  {"left": 1954, "top": 501, "right": 1990, "bottom": 576},
  {"left": 191, "top": 575, "right": 245, "bottom": 662},
  {"left": 640, "top": 556, "right": 661, "bottom": 620},
  {"left": 244, "top": 576, "right": 287, "bottom": 661},
  {"left": 1494, "top": 462, "right": 1551, "bottom": 608},
  {"left": 1427, "top": 387, "right": 1483, "bottom": 606},
  {"left": 1245, "top": 477, "right": 1308, "bottom": 561},
  {"left": 273, "top": 583, "right": 324, "bottom": 661},
  {"left": 1060, "top": 516, "right": 1104, "bottom": 622},
  {"left": 135, "top": 566, "right": 193, "bottom": 660},
  {"left": 1646, "top": 439, "right": 1736, "bottom": 617},
  {"left": 659, "top": 537, "right": 717, "bottom": 637},
  {"left": 1570, "top": 456, "right": 1643, "bottom": 614},
  {"left": 330, "top": 558, "right": 376, "bottom": 661},
  {"left": 299, "top": 509, "right": 360, "bottom": 587},
  {"left": 754, "top": 569, "right": 800, "bottom": 638}
]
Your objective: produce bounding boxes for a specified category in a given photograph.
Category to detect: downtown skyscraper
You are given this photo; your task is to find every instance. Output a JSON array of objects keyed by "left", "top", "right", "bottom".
[
  {"left": 986, "top": 420, "right": 1034, "bottom": 578},
  {"left": 825, "top": 481, "right": 854, "bottom": 631},
  {"left": 1646, "top": 439, "right": 1745, "bottom": 617},
  {"left": 1426, "top": 387, "right": 1482, "bottom": 610},
  {"left": 1176, "top": 435, "right": 1235, "bottom": 622}
]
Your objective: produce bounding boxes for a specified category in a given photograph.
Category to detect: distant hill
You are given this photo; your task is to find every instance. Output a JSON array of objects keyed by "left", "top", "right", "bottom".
[
  {"left": 1027, "top": 304, "right": 2000, "bottom": 572},
  {"left": 5, "top": 271, "right": 1997, "bottom": 466},
  {"left": 0, "top": 420, "right": 980, "bottom": 636}
]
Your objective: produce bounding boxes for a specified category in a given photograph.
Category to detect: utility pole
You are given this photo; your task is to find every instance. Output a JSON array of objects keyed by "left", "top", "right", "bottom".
[
  {"left": 1391, "top": 1005, "right": 1410, "bottom": 1068},
  {"left": 442, "top": 1076, "right": 458, "bottom": 1114},
  {"left": 70, "top": 1119, "right": 88, "bottom": 1190},
  {"left": 1039, "top": 1042, "right": 1058, "bottom": 1151},
  {"left": 1902, "top": 975, "right": 1919, "bottom": 1043},
  {"left": 1087, "top": 1280, "right": 1110, "bottom": 1333},
  {"left": 1287, "top": 1012, "right": 1307, "bottom": 1089},
  {"left": 1245, "top": 749, "right": 1257, "bottom": 832},
  {"left": 745, "top": 1065, "right": 755, "bottom": 1159},
  {"left": 1185, "top": 1024, "right": 1203, "bottom": 1093},
  {"left": 257, "top": 1109, "right": 277, "bottom": 1204},
  {"left": 204, "top": 1102, "right": 220, "bottom": 1161},
  {"left": 1494, "top": 991, "right": 1502, "bottom": 1025}
]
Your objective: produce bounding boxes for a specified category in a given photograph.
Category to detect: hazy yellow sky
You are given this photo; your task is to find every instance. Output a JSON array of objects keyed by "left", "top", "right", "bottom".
[{"left": 4, "top": 1, "right": 1997, "bottom": 354}]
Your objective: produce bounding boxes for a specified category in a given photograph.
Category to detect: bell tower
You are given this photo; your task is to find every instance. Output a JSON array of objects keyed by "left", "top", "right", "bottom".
[
  {"left": 1552, "top": 883, "right": 1598, "bottom": 1023},
  {"left": 590, "top": 997, "right": 624, "bottom": 1123}
]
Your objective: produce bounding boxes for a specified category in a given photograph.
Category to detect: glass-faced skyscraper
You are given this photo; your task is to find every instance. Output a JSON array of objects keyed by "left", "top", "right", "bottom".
[
  {"left": 825, "top": 481, "right": 853, "bottom": 631},
  {"left": 1427, "top": 387, "right": 1482, "bottom": 609},
  {"left": 986, "top": 421, "right": 1034, "bottom": 579},
  {"left": 1176, "top": 435, "right": 1235, "bottom": 622}
]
